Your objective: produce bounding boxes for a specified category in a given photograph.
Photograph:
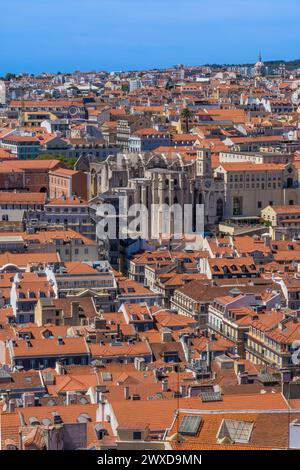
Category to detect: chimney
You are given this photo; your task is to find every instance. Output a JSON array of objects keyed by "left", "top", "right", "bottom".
[
  {"left": 124, "top": 386, "right": 130, "bottom": 400},
  {"left": 57, "top": 336, "right": 64, "bottom": 346},
  {"left": 162, "top": 379, "right": 168, "bottom": 393},
  {"left": 95, "top": 385, "right": 107, "bottom": 403}
]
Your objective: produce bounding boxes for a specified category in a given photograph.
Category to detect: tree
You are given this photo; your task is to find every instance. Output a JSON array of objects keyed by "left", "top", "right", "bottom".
[
  {"left": 4, "top": 73, "right": 16, "bottom": 81},
  {"left": 121, "top": 83, "right": 129, "bottom": 92},
  {"left": 181, "top": 108, "right": 194, "bottom": 133},
  {"left": 36, "top": 153, "right": 77, "bottom": 169}
]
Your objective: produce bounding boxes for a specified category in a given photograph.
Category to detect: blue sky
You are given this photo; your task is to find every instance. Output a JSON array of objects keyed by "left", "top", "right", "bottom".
[{"left": 1, "top": 0, "right": 300, "bottom": 74}]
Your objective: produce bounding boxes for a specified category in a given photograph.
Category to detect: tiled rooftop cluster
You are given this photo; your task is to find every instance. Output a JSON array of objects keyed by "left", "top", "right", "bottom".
[{"left": 1, "top": 58, "right": 300, "bottom": 450}]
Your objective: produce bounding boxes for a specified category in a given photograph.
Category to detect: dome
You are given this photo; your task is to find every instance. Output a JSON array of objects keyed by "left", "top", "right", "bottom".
[
  {"left": 255, "top": 60, "right": 264, "bottom": 68},
  {"left": 254, "top": 53, "right": 265, "bottom": 76}
]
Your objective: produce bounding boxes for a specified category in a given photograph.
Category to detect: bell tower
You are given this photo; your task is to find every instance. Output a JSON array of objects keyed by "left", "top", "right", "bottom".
[{"left": 196, "top": 149, "right": 212, "bottom": 179}]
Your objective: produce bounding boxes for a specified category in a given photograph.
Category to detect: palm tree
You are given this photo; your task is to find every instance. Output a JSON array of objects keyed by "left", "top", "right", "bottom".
[{"left": 181, "top": 108, "right": 193, "bottom": 133}]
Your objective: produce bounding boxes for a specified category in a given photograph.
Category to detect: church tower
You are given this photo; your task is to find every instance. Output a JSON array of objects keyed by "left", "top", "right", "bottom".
[{"left": 254, "top": 52, "right": 265, "bottom": 78}]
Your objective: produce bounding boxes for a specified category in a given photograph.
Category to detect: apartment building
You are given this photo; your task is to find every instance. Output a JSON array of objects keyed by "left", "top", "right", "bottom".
[
  {"left": 0, "top": 192, "right": 46, "bottom": 223},
  {"left": 89, "top": 340, "right": 152, "bottom": 364},
  {"left": 5, "top": 336, "right": 90, "bottom": 370},
  {"left": 24, "top": 229, "right": 99, "bottom": 262},
  {"left": 128, "top": 128, "right": 171, "bottom": 153},
  {"left": 262, "top": 204, "right": 300, "bottom": 240},
  {"left": 118, "top": 303, "right": 154, "bottom": 332},
  {"left": 49, "top": 167, "right": 88, "bottom": 200},
  {"left": 44, "top": 196, "right": 95, "bottom": 240},
  {"left": 46, "top": 261, "right": 117, "bottom": 298},
  {"left": 199, "top": 256, "right": 260, "bottom": 279},
  {"left": 9, "top": 99, "right": 86, "bottom": 120},
  {"left": 208, "top": 290, "right": 281, "bottom": 356},
  {"left": 214, "top": 162, "right": 298, "bottom": 218},
  {"left": 10, "top": 272, "right": 56, "bottom": 323},
  {"left": 279, "top": 278, "right": 300, "bottom": 310},
  {"left": 0, "top": 134, "right": 41, "bottom": 159},
  {"left": 35, "top": 296, "right": 98, "bottom": 326},
  {"left": 171, "top": 282, "right": 231, "bottom": 326},
  {"left": 246, "top": 314, "right": 300, "bottom": 372},
  {"left": 0, "top": 159, "right": 61, "bottom": 193}
]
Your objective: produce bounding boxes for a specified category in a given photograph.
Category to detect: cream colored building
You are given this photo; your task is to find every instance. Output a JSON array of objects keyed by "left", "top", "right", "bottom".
[
  {"left": 219, "top": 150, "right": 292, "bottom": 165},
  {"left": 214, "top": 162, "right": 299, "bottom": 218},
  {"left": 261, "top": 204, "right": 300, "bottom": 239}
]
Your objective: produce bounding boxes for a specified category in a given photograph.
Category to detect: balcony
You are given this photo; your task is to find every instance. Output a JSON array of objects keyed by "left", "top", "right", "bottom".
[{"left": 245, "top": 344, "right": 268, "bottom": 362}]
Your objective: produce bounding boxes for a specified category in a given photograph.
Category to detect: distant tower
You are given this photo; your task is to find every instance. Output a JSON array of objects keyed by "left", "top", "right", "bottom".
[{"left": 254, "top": 52, "right": 265, "bottom": 78}]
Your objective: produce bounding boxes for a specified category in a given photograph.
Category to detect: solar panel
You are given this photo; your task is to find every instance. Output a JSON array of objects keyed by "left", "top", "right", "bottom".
[
  {"left": 258, "top": 373, "right": 278, "bottom": 384},
  {"left": 179, "top": 415, "right": 202, "bottom": 436},
  {"left": 218, "top": 419, "right": 253, "bottom": 444},
  {"left": 201, "top": 391, "right": 222, "bottom": 402}
]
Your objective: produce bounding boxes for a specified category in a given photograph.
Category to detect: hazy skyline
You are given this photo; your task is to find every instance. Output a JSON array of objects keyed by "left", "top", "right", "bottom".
[{"left": 1, "top": 0, "right": 300, "bottom": 75}]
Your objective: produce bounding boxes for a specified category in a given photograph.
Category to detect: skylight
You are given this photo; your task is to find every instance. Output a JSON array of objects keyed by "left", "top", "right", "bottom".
[
  {"left": 179, "top": 415, "right": 202, "bottom": 436},
  {"left": 217, "top": 419, "right": 253, "bottom": 444}
]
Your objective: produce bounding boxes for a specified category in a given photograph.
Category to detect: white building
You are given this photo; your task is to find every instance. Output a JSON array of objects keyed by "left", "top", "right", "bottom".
[
  {"left": 0, "top": 81, "right": 6, "bottom": 105},
  {"left": 129, "top": 79, "right": 142, "bottom": 92}
]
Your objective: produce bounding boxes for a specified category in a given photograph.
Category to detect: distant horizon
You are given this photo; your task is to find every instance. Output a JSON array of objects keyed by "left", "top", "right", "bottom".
[
  {"left": 2, "top": 56, "right": 300, "bottom": 78},
  {"left": 1, "top": 0, "right": 300, "bottom": 76}
]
